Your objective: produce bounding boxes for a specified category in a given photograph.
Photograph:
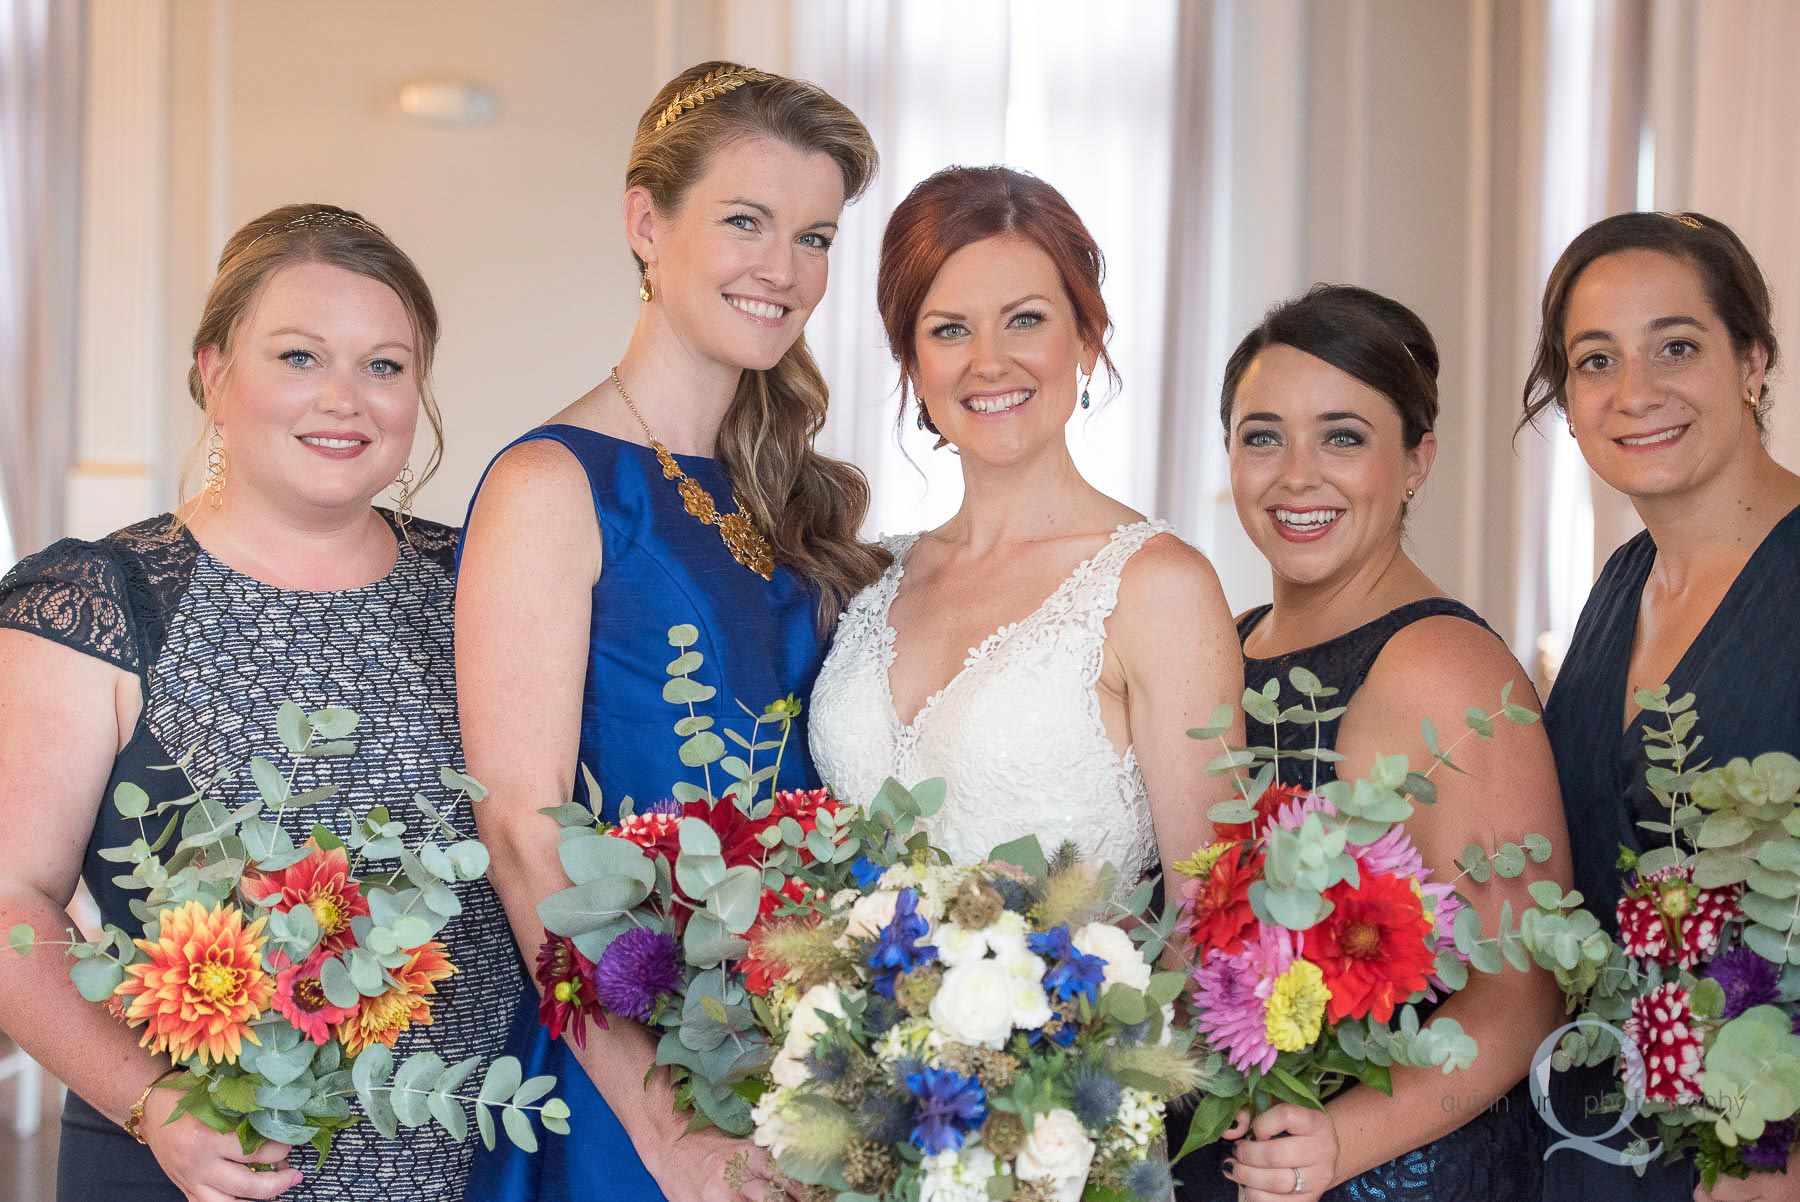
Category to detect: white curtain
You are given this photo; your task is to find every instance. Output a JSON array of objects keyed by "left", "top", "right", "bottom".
[{"left": 0, "top": 0, "right": 82, "bottom": 570}]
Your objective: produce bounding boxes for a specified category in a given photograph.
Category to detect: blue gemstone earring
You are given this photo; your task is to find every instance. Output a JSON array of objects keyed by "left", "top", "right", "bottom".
[
  {"left": 1080, "top": 376, "right": 1092, "bottom": 409},
  {"left": 916, "top": 409, "right": 926, "bottom": 430}
]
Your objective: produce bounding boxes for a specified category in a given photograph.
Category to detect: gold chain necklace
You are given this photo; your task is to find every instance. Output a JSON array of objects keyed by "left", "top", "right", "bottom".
[{"left": 609, "top": 368, "right": 775, "bottom": 580}]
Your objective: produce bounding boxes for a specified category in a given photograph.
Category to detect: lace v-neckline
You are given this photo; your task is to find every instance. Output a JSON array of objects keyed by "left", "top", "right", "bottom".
[{"left": 876, "top": 521, "right": 1159, "bottom": 734}]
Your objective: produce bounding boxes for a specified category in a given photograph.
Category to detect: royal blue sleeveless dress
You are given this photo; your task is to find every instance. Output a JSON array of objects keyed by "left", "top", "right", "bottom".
[{"left": 459, "top": 425, "right": 827, "bottom": 1202}]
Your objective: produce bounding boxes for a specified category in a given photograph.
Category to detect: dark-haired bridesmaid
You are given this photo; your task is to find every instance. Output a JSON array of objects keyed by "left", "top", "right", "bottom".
[
  {"left": 1174, "top": 284, "right": 1569, "bottom": 1202},
  {"left": 1526, "top": 212, "right": 1800, "bottom": 1202}
]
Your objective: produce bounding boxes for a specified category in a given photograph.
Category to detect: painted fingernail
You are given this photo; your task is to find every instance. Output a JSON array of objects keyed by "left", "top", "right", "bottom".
[{"left": 1222, "top": 1159, "right": 1236, "bottom": 1173}]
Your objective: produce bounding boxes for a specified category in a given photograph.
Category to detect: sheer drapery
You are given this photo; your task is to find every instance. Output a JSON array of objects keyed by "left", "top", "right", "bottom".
[{"left": 0, "top": 0, "right": 82, "bottom": 570}]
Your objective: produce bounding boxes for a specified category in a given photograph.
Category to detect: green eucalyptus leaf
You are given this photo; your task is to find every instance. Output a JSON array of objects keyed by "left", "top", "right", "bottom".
[
  {"left": 667, "top": 624, "right": 700, "bottom": 649},
  {"left": 71, "top": 956, "right": 125, "bottom": 1002}
]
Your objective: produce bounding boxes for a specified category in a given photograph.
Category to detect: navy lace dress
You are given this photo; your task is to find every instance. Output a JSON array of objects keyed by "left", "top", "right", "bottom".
[
  {"left": 0, "top": 512, "right": 521, "bottom": 1202},
  {"left": 1541, "top": 502, "right": 1800, "bottom": 1202},
  {"left": 1172, "top": 598, "right": 1546, "bottom": 1202}
]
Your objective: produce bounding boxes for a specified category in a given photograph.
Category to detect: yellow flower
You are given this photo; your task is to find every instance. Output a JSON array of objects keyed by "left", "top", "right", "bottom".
[
  {"left": 1264, "top": 959, "right": 1329, "bottom": 1052},
  {"left": 1173, "top": 840, "right": 1234, "bottom": 880},
  {"left": 116, "top": 900, "right": 275, "bottom": 1066},
  {"left": 334, "top": 941, "right": 455, "bottom": 1056}
]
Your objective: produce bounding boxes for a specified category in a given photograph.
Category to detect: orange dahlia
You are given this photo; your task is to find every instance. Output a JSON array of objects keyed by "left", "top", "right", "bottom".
[
  {"left": 1181, "top": 846, "right": 1263, "bottom": 961},
  {"left": 117, "top": 900, "right": 275, "bottom": 1066},
  {"left": 1305, "top": 871, "right": 1437, "bottom": 1023},
  {"left": 241, "top": 844, "right": 370, "bottom": 957},
  {"left": 334, "top": 941, "right": 455, "bottom": 1056}
]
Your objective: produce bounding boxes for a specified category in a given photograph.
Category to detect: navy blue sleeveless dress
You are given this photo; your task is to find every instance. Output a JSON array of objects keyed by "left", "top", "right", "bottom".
[
  {"left": 1172, "top": 598, "right": 1546, "bottom": 1202},
  {"left": 459, "top": 426, "right": 828, "bottom": 1202},
  {"left": 1540, "top": 502, "right": 1800, "bottom": 1202}
]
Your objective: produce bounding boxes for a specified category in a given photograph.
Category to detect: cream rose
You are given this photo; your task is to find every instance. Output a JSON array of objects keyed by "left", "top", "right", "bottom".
[
  {"left": 770, "top": 984, "right": 846, "bottom": 1088},
  {"left": 928, "top": 958, "right": 1017, "bottom": 1048},
  {"left": 1072, "top": 921, "right": 1152, "bottom": 991},
  {"left": 845, "top": 889, "right": 902, "bottom": 940},
  {"left": 1014, "top": 1108, "right": 1096, "bottom": 1201}
]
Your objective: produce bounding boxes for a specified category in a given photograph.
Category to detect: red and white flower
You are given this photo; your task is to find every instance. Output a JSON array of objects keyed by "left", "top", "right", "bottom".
[
  {"left": 1616, "top": 866, "right": 1739, "bottom": 969},
  {"left": 1623, "top": 982, "right": 1703, "bottom": 1104}
]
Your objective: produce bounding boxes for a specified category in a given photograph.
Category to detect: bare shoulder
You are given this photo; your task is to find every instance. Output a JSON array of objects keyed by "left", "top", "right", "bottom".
[
  {"left": 462, "top": 437, "right": 600, "bottom": 583},
  {"left": 1113, "top": 532, "right": 1233, "bottom": 641},
  {"left": 1368, "top": 613, "right": 1533, "bottom": 704}
]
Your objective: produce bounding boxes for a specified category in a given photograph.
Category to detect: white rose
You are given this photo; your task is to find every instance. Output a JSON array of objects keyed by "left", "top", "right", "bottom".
[
  {"left": 1072, "top": 921, "right": 1152, "bottom": 991},
  {"left": 929, "top": 959, "right": 1017, "bottom": 1048},
  {"left": 935, "top": 920, "right": 991, "bottom": 966},
  {"left": 1014, "top": 1108, "right": 1096, "bottom": 1201},
  {"left": 986, "top": 910, "right": 1030, "bottom": 959},
  {"left": 997, "top": 951, "right": 1053, "bottom": 1031},
  {"left": 845, "top": 889, "right": 902, "bottom": 940},
  {"left": 770, "top": 984, "right": 845, "bottom": 1088}
]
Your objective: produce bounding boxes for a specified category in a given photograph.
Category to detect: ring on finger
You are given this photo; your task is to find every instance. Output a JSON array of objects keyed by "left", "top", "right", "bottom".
[{"left": 1292, "top": 1166, "right": 1305, "bottom": 1194}]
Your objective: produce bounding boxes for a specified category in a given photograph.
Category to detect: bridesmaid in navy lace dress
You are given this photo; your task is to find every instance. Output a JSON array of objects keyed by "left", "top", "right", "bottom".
[
  {"left": 455, "top": 63, "right": 890, "bottom": 1202},
  {"left": 0, "top": 205, "right": 518, "bottom": 1202},
  {"left": 1172, "top": 286, "right": 1569, "bottom": 1202},
  {"left": 1522, "top": 212, "right": 1800, "bottom": 1202}
]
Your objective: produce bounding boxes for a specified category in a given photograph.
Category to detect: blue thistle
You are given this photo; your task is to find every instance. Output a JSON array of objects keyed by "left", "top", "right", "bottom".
[
  {"left": 1126, "top": 1157, "right": 1175, "bottom": 1201},
  {"left": 990, "top": 876, "right": 1036, "bottom": 913},
  {"left": 859, "top": 1089, "right": 917, "bottom": 1146},
  {"left": 1071, "top": 1066, "right": 1123, "bottom": 1127},
  {"left": 867, "top": 888, "right": 938, "bottom": 998},
  {"left": 904, "top": 1066, "right": 987, "bottom": 1155},
  {"left": 863, "top": 993, "right": 904, "bottom": 1038},
  {"left": 806, "top": 1040, "right": 851, "bottom": 1086}
]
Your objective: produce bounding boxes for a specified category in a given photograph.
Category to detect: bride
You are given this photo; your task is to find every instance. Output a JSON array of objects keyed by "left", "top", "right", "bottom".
[{"left": 811, "top": 164, "right": 1238, "bottom": 903}]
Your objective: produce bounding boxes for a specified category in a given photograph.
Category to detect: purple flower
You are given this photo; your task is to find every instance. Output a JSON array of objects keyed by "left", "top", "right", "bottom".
[
  {"left": 1191, "top": 926, "right": 1298, "bottom": 1075},
  {"left": 1028, "top": 924, "right": 1107, "bottom": 1005},
  {"left": 1744, "top": 1117, "right": 1796, "bottom": 1172},
  {"left": 645, "top": 797, "right": 684, "bottom": 815},
  {"left": 592, "top": 927, "right": 682, "bottom": 1021},
  {"left": 868, "top": 888, "right": 937, "bottom": 998},
  {"left": 904, "top": 1065, "right": 987, "bottom": 1155},
  {"left": 1704, "top": 947, "right": 1781, "bottom": 1019}
]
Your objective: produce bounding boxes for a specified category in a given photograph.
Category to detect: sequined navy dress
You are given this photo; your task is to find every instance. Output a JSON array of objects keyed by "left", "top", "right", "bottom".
[
  {"left": 459, "top": 426, "right": 829, "bottom": 1202},
  {"left": 1172, "top": 598, "right": 1547, "bottom": 1202},
  {"left": 0, "top": 511, "right": 521, "bottom": 1202}
]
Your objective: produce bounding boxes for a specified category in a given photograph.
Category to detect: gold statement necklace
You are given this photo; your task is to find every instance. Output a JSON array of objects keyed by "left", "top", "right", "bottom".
[{"left": 610, "top": 368, "right": 775, "bottom": 580}]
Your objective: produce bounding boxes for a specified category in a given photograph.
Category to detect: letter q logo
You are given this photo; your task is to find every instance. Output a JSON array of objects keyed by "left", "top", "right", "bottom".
[{"left": 1528, "top": 1018, "right": 1663, "bottom": 1167}]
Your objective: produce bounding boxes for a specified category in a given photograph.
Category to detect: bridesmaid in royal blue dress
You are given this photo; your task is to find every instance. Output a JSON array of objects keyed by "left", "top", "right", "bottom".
[
  {"left": 1522, "top": 212, "right": 1800, "bottom": 1202},
  {"left": 455, "top": 62, "right": 890, "bottom": 1202}
]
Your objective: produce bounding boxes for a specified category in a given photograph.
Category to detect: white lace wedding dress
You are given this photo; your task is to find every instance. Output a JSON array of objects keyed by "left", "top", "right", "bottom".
[{"left": 809, "top": 520, "right": 1176, "bottom": 894}]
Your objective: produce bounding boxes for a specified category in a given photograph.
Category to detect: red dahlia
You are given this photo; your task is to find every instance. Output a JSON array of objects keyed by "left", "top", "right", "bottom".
[
  {"left": 1306, "top": 871, "right": 1437, "bottom": 1023},
  {"left": 1214, "top": 782, "right": 1312, "bottom": 843},
  {"left": 1623, "top": 982, "right": 1703, "bottom": 1104},
  {"left": 1183, "top": 847, "right": 1263, "bottom": 961},
  {"left": 1616, "top": 866, "right": 1739, "bottom": 969},
  {"left": 534, "top": 931, "right": 605, "bottom": 1049}
]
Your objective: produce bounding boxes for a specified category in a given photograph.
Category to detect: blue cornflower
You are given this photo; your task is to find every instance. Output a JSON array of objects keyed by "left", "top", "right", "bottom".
[
  {"left": 1028, "top": 923, "right": 1107, "bottom": 1005},
  {"left": 850, "top": 855, "right": 883, "bottom": 889},
  {"left": 867, "top": 888, "right": 937, "bottom": 998},
  {"left": 904, "top": 1066, "right": 987, "bottom": 1155}
]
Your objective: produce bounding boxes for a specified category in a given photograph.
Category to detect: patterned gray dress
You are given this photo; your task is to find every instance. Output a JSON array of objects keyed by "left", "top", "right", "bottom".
[{"left": 0, "top": 511, "right": 522, "bottom": 1202}]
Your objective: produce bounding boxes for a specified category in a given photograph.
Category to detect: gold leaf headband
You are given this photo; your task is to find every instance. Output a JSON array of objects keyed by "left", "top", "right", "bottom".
[
  {"left": 656, "top": 65, "right": 776, "bottom": 132},
  {"left": 1660, "top": 211, "right": 1704, "bottom": 230},
  {"left": 244, "top": 210, "right": 383, "bottom": 253}
]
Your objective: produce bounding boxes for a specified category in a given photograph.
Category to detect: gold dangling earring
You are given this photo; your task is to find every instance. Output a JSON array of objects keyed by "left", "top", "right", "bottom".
[
  {"left": 205, "top": 425, "right": 226, "bottom": 509},
  {"left": 391, "top": 464, "right": 417, "bottom": 536},
  {"left": 639, "top": 266, "right": 654, "bottom": 303}
]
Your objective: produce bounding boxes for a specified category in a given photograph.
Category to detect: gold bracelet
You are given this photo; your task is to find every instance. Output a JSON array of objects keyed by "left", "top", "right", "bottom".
[{"left": 123, "top": 1068, "right": 182, "bottom": 1144}]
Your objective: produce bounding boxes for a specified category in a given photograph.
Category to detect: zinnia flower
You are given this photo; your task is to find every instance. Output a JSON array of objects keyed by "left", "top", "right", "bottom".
[
  {"left": 1622, "top": 982, "right": 1703, "bottom": 1104},
  {"left": 1703, "top": 947, "right": 1781, "bottom": 1019},
  {"left": 335, "top": 941, "right": 454, "bottom": 1056},
  {"left": 272, "top": 950, "right": 358, "bottom": 1045},
  {"left": 534, "top": 931, "right": 604, "bottom": 1048},
  {"left": 1179, "top": 846, "right": 1262, "bottom": 961},
  {"left": 240, "top": 844, "right": 369, "bottom": 957},
  {"left": 904, "top": 1065, "right": 987, "bottom": 1155},
  {"left": 1214, "top": 782, "right": 1313, "bottom": 842},
  {"left": 117, "top": 900, "right": 275, "bottom": 1066},
  {"left": 1265, "top": 958, "right": 1329, "bottom": 1052},
  {"left": 1191, "top": 925, "right": 1299, "bottom": 1074},
  {"left": 593, "top": 928, "right": 682, "bottom": 1022},
  {"left": 1305, "top": 870, "right": 1436, "bottom": 1023},
  {"left": 1616, "top": 866, "right": 1739, "bottom": 969}
]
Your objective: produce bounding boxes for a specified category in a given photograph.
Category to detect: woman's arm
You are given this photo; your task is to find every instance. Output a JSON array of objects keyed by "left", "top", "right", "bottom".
[
  {"left": 456, "top": 441, "right": 772, "bottom": 1202},
  {"left": 1317, "top": 614, "right": 1571, "bottom": 1184},
  {"left": 0, "top": 631, "right": 299, "bottom": 1202},
  {"left": 1108, "top": 537, "right": 1246, "bottom": 892}
]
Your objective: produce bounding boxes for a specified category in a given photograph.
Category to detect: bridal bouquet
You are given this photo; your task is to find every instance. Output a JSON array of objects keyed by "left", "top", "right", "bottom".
[
  {"left": 1172, "top": 670, "right": 1555, "bottom": 1156},
  {"left": 532, "top": 624, "right": 947, "bottom": 1135},
  {"left": 8, "top": 703, "right": 562, "bottom": 1159},
  {"left": 1523, "top": 687, "right": 1800, "bottom": 1187},
  {"left": 747, "top": 839, "right": 1204, "bottom": 1202}
]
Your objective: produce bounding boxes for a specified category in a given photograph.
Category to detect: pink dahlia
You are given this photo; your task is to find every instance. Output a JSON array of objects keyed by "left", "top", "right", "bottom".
[
  {"left": 1616, "top": 866, "right": 1739, "bottom": 969},
  {"left": 1191, "top": 925, "right": 1301, "bottom": 1074},
  {"left": 1623, "top": 982, "right": 1703, "bottom": 1104},
  {"left": 1351, "top": 826, "right": 1427, "bottom": 882}
]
